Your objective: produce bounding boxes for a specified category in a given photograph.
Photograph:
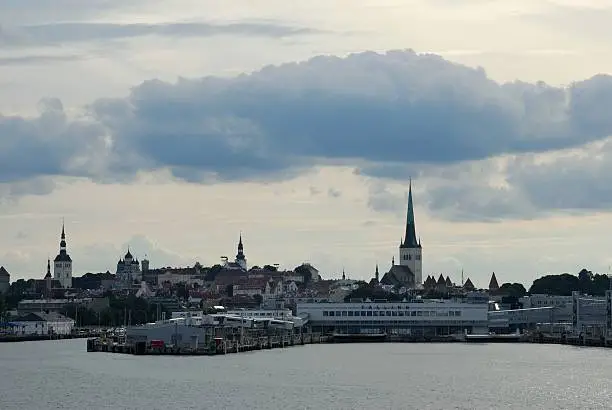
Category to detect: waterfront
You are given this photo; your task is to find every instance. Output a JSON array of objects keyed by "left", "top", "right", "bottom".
[{"left": 1, "top": 340, "right": 612, "bottom": 409}]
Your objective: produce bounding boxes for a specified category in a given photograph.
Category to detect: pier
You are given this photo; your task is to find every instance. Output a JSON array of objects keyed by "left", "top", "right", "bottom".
[
  {"left": 86, "top": 312, "right": 332, "bottom": 356},
  {"left": 87, "top": 331, "right": 330, "bottom": 355}
]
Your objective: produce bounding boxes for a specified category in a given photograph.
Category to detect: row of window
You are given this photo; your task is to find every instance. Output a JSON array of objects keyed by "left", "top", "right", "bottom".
[
  {"left": 322, "top": 310, "right": 463, "bottom": 317},
  {"left": 319, "top": 320, "right": 485, "bottom": 325},
  {"left": 401, "top": 254, "right": 421, "bottom": 261}
]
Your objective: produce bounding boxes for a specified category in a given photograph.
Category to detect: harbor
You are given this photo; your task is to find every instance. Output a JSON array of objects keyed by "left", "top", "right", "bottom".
[{"left": 87, "top": 311, "right": 331, "bottom": 356}]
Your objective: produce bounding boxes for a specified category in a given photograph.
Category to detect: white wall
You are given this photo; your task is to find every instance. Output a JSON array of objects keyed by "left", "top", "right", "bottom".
[{"left": 10, "top": 319, "right": 74, "bottom": 335}]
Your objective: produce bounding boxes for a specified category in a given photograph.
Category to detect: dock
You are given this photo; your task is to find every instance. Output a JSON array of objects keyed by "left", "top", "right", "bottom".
[{"left": 87, "top": 332, "right": 330, "bottom": 355}]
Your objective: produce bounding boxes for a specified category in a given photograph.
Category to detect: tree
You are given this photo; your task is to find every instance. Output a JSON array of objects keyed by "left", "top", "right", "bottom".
[
  {"left": 0, "top": 294, "right": 6, "bottom": 320},
  {"left": 176, "top": 282, "right": 189, "bottom": 300},
  {"left": 529, "top": 273, "right": 580, "bottom": 296},
  {"left": 294, "top": 265, "right": 313, "bottom": 283},
  {"left": 498, "top": 283, "right": 527, "bottom": 298},
  {"left": 263, "top": 265, "right": 278, "bottom": 272},
  {"left": 205, "top": 264, "right": 224, "bottom": 281}
]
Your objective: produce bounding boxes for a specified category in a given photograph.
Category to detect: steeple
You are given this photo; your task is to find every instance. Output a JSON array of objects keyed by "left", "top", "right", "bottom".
[
  {"left": 235, "top": 233, "right": 246, "bottom": 262},
  {"left": 45, "top": 258, "right": 51, "bottom": 279},
  {"left": 342, "top": 268, "right": 346, "bottom": 280},
  {"left": 54, "top": 222, "right": 71, "bottom": 262},
  {"left": 401, "top": 179, "right": 419, "bottom": 248},
  {"left": 60, "top": 220, "right": 66, "bottom": 251},
  {"left": 375, "top": 263, "right": 379, "bottom": 282}
]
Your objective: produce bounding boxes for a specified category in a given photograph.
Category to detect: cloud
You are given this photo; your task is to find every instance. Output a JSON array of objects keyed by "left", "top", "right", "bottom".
[
  {"left": 92, "top": 51, "right": 612, "bottom": 182},
  {"left": 0, "top": 98, "right": 106, "bottom": 187},
  {"left": 0, "top": 54, "right": 83, "bottom": 66},
  {"left": 367, "top": 181, "right": 405, "bottom": 216},
  {"left": 327, "top": 188, "right": 341, "bottom": 198},
  {"left": 0, "top": 21, "right": 321, "bottom": 48},
  {"left": 5, "top": 49, "right": 612, "bottom": 219}
]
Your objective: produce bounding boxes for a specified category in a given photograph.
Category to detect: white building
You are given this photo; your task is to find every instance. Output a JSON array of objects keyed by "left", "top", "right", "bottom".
[
  {"left": 520, "top": 294, "right": 573, "bottom": 309},
  {"left": 53, "top": 223, "right": 72, "bottom": 288},
  {"left": 9, "top": 312, "right": 75, "bottom": 335},
  {"left": 297, "top": 299, "right": 488, "bottom": 336},
  {"left": 223, "top": 234, "right": 248, "bottom": 271}
]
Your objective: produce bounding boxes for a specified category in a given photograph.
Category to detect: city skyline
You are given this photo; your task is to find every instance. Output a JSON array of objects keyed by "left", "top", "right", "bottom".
[{"left": 2, "top": 1, "right": 612, "bottom": 286}]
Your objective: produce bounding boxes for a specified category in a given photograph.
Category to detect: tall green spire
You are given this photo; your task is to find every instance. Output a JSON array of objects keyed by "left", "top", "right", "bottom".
[{"left": 401, "top": 179, "right": 419, "bottom": 248}]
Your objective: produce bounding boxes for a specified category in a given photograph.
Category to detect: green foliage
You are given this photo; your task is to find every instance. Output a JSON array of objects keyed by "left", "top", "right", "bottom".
[
  {"left": 294, "top": 265, "right": 313, "bottom": 283},
  {"left": 204, "top": 264, "right": 224, "bottom": 281},
  {"left": 498, "top": 283, "right": 527, "bottom": 298},
  {"left": 5, "top": 279, "right": 32, "bottom": 309},
  {"left": 528, "top": 270, "right": 611, "bottom": 296},
  {"left": 0, "top": 294, "right": 6, "bottom": 318}
]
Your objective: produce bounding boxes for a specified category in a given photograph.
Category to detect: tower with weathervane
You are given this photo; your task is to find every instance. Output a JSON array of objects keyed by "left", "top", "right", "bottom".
[
  {"left": 399, "top": 180, "right": 422, "bottom": 285},
  {"left": 235, "top": 234, "right": 247, "bottom": 270},
  {"left": 53, "top": 223, "right": 73, "bottom": 288}
]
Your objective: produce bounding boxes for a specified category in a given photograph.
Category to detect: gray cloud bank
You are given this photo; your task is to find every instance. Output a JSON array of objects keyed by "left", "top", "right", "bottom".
[
  {"left": 2, "top": 50, "right": 612, "bottom": 219},
  {"left": 0, "top": 21, "right": 320, "bottom": 47}
]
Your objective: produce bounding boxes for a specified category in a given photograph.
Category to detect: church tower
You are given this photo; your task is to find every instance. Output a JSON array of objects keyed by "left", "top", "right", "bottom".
[
  {"left": 399, "top": 180, "right": 422, "bottom": 285},
  {"left": 53, "top": 222, "right": 73, "bottom": 288},
  {"left": 235, "top": 233, "right": 247, "bottom": 270}
]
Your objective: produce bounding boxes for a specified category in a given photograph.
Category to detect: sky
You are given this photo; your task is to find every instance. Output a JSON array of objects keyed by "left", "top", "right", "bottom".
[{"left": 2, "top": 0, "right": 612, "bottom": 288}]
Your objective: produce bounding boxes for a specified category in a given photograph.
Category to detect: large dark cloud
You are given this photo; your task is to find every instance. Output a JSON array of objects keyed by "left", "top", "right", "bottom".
[
  {"left": 92, "top": 51, "right": 612, "bottom": 179},
  {"left": 0, "top": 98, "right": 105, "bottom": 182},
  {"left": 4, "top": 49, "right": 612, "bottom": 218}
]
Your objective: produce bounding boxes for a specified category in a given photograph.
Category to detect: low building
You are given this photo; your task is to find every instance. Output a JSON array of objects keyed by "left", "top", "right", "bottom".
[
  {"left": 297, "top": 299, "right": 489, "bottom": 336},
  {"left": 8, "top": 312, "right": 75, "bottom": 335}
]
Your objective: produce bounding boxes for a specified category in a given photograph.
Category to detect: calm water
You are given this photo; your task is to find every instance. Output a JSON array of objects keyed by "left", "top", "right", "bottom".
[{"left": 0, "top": 339, "right": 611, "bottom": 409}]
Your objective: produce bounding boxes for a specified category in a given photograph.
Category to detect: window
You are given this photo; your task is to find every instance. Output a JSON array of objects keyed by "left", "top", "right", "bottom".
[
  {"left": 348, "top": 311, "right": 353, "bottom": 316},
  {"left": 323, "top": 311, "right": 328, "bottom": 316},
  {"left": 329, "top": 311, "right": 334, "bottom": 317}
]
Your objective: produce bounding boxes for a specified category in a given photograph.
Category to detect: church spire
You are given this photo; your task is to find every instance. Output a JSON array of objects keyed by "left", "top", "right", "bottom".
[
  {"left": 45, "top": 258, "right": 51, "bottom": 279},
  {"left": 375, "top": 263, "right": 379, "bottom": 282},
  {"left": 236, "top": 232, "right": 245, "bottom": 261},
  {"left": 59, "top": 221, "right": 67, "bottom": 252},
  {"left": 401, "top": 179, "right": 419, "bottom": 248}
]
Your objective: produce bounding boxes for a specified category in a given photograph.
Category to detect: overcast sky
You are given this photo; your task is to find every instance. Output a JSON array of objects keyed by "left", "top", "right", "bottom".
[{"left": 2, "top": 0, "right": 612, "bottom": 288}]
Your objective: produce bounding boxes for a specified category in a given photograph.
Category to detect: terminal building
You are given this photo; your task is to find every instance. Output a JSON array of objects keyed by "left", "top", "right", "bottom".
[{"left": 297, "top": 299, "right": 489, "bottom": 337}]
